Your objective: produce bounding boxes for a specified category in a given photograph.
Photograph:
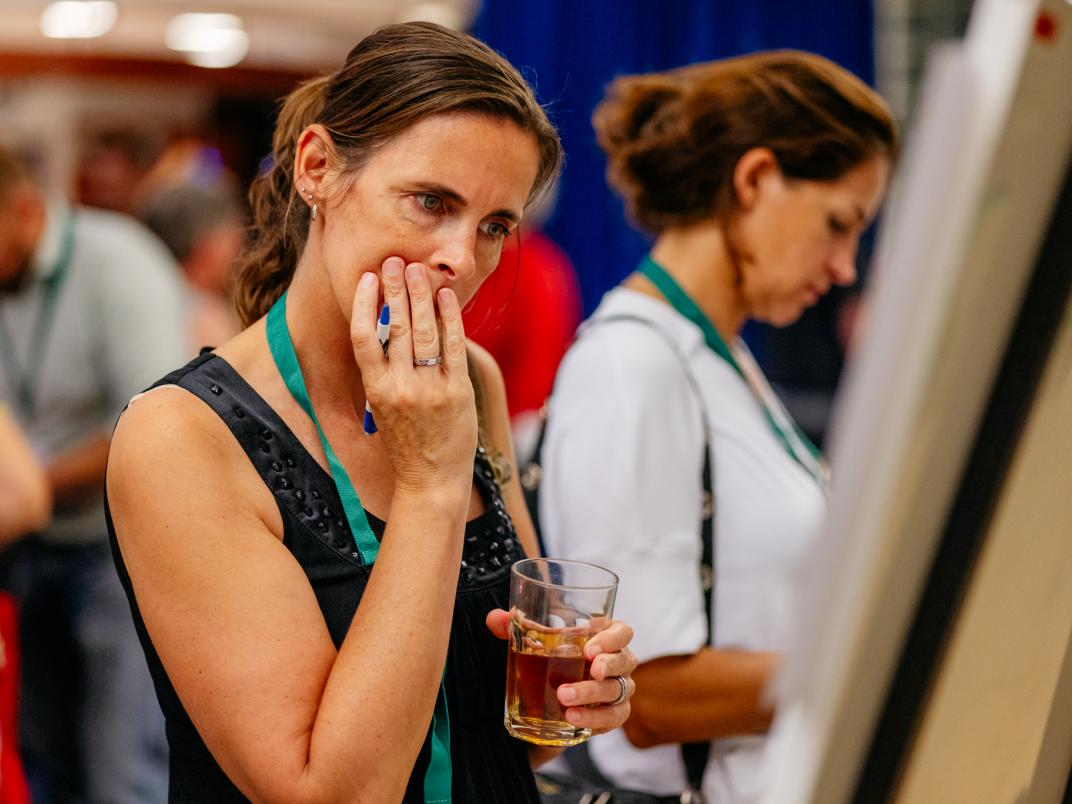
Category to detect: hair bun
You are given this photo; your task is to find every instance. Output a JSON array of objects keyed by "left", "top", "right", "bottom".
[
  {"left": 594, "top": 75, "right": 681, "bottom": 155},
  {"left": 592, "top": 52, "right": 897, "bottom": 236}
]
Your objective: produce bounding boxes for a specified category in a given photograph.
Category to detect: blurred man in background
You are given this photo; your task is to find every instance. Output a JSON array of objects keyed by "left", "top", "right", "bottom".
[
  {"left": 0, "top": 402, "right": 50, "bottom": 547},
  {"left": 0, "top": 142, "right": 186, "bottom": 803},
  {"left": 137, "top": 135, "right": 248, "bottom": 355},
  {"left": 75, "top": 128, "right": 159, "bottom": 217}
]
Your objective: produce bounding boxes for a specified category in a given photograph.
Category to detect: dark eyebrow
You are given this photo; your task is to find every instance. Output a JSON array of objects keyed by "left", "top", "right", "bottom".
[
  {"left": 850, "top": 203, "right": 879, "bottom": 229},
  {"left": 412, "top": 181, "right": 522, "bottom": 225}
]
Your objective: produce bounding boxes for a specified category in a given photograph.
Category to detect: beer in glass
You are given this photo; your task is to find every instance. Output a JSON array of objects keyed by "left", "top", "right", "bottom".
[{"left": 504, "top": 558, "right": 618, "bottom": 746}]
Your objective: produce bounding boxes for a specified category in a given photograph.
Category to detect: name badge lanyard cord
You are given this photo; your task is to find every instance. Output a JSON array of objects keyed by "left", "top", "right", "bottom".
[
  {"left": 0, "top": 214, "right": 76, "bottom": 420},
  {"left": 638, "top": 255, "right": 831, "bottom": 492},
  {"left": 266, "top": 292, "right": 453, "bottom": 803}
]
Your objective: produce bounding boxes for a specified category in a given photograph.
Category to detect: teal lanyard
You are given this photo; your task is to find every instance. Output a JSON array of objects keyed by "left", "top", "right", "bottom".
[
  {"left": 638, "top": 255, "right": 829, "bottom": 490},
  {"left": 265, "top": 292, "right": 453, "bottom": 802},
  {"left": 0, "top": 214, "right": 76, "bottom": 419}
]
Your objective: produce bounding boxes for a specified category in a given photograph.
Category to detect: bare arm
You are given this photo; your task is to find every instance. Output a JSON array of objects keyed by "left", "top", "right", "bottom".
[
  {"left": 109, "top": 264, "right": 477, "bottom": 803},
  {"left": 624, "top": 648, "right": 777, "bottom": 748},
  {"left": 465, "top": 341, "right": 541, "bottom": 560},
  {"left": 46, "top": 432, "right": 111, "bottom": 511},
  {"left": 0, "top": 405, "right": 51, "bottom": 543}
]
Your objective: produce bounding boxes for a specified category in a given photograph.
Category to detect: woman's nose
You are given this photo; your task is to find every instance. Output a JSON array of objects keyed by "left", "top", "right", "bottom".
[
  {"left": 429, "top": 229, "right": 478, "bottom": 283},
  {"left": 828, "top": 239, "right": 859, "bottom": 287}
]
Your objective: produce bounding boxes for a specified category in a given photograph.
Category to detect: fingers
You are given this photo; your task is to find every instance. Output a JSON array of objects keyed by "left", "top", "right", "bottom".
[
  {"left": 380, "top": 257, "right": 412, "bottom": 364},
  {"left": 374, "top": 256, "right": 464, "bottom": 376},
  {"left": 556, "top": 620, "right": 638, "bottom": 735},
  {"left": 587, "top": 646, "right": 637, "bottom": 682},
  {"left": 437, "top": 287, "right": 467, "bottom": 375},
  {"left": 584, "top": 621, "right": 635, "bottom": 663},
  {"left": 557, "top": 674, "right": 635, "bottom": 708},
  {"left": 484, "top": 609, "right": 510, "bottom": 640},
  {"left": 564, "top": 699, "right": 631, "bottom": 734},
  {"left": 406, "top": 263, "right": 441, "bottom": 363},
  {"left": 350, "top": 271, "right": 386, "bottom": 385},
  {"left": 558, "top": 673, "right": 634, "bottom": 733}
]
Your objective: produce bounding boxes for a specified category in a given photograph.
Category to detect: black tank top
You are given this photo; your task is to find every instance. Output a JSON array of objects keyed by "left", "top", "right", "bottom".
[{"left": 106, "top": 353, "right": 538, "bottom": 802}]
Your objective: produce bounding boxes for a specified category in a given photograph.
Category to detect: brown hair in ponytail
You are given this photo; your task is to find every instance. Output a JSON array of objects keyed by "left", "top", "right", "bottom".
[
  {"left": 593, "top": 50, "right": 898, "bottom": 235},
  {"left": 233, "top": 76, "right": 328, "bottom": 328},
  {"left": 233, "top": 21, "right": 563, "bottom": 327}
]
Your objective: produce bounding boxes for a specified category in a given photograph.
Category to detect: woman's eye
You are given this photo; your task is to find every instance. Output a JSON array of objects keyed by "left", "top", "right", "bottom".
[
  {"left": 481, "top": 221, "right": 510, "bottom": 239},
  {"left": 416, "top": 193, "right": 442, "bottom": 213},
  {"left": 828, "top": 216, "right": 850, "bottom": 234}
]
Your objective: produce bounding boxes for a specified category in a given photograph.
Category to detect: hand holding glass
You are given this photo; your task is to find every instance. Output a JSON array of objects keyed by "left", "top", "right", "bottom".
[{"left": 504, "top": 558, "right": 618, "bottom": 746}]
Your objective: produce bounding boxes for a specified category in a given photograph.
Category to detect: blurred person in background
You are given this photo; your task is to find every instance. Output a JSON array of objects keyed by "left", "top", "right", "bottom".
[
  {"left": 538, "top": 52, "right": 896, "bottom": 802},
  {"left": 75, "top": 128, "right": 159, "bottom": 216},
  {"left": 463, "top": 184, "right": 581, "bottom": 461},
  {"left": 0, "top": 402, "right": 50, "bottom": 546},
  {"left": 0, "top": 142, "right": 186, "bottom": 803},
  {"left": 140, "top": 177, "right": 246, "bottom": 353}
]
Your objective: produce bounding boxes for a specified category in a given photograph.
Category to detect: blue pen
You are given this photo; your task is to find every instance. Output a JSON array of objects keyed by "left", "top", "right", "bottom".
[{"left": 363, "top": 303, "right": 390, "bottom": 435}]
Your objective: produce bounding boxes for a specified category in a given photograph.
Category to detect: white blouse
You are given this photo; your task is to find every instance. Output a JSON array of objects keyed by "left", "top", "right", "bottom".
[{"left": 540, "top": 287, "right": 826, "bottom": 802}]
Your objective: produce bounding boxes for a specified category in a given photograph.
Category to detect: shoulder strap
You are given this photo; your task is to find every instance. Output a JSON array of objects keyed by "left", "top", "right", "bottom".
[{"left": 527, "top": 312, "right": 714, "bottom": 798}]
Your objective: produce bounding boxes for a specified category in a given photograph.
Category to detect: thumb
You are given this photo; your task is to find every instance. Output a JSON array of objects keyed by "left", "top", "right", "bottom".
[{"left": 485, "top": 608, "right": 510, "bottom": 640}]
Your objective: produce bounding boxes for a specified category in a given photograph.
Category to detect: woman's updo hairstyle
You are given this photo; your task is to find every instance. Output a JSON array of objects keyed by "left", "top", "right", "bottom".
[
  {"left": 593, "top": 50, "right": 898, "bottom": 235},
  {"left": 234, "top": 21, "right": 563, "bottom": 326}
]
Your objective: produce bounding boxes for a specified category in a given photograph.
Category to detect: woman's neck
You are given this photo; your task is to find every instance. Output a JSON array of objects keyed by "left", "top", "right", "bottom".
[
  {"left": 283, "top": 253, "right": 368, "bottom": 417},
  {"left": 627, "top": 222, "right": 747, "bottom": 344}
]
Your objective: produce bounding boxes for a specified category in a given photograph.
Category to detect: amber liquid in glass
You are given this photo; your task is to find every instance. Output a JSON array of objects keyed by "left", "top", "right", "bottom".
[{"left": 504, "top": 624, "right": 592, "bottom": 746}]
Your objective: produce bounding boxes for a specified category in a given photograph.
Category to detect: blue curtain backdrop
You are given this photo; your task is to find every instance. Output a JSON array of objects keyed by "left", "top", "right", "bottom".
[{"left": 472, "top": 1, "right": 876, "bottom": 317}]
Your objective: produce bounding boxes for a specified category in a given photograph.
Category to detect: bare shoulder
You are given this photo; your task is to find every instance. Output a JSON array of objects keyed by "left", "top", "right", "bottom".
[
  {"left": 108, "top": 384, "right": 282, "bottom": 549},
  {"left": 465, "top": 339, "right": 507, "bottom": 403},
  {"left": 110, "top": 385, "right": 234, "bottom": 498}
]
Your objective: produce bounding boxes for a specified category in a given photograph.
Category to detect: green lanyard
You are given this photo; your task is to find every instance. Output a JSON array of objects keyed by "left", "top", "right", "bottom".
[
  {"left": 0, "top": 213, "right": 76, "bottom": 419},
  {"left": 265, "top": 292, "right": 453, "bottom": 803},
  {"left": 638, "top": 255, "right": 829, "bottom": 491}
]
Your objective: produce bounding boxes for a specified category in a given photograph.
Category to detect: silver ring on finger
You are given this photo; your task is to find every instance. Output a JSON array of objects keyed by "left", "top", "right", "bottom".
[
  {"left": 609, "top": 675, "right": 629, "bottom": 706},
  {"left": 413, "top": 355, "right": 442, "bottom": 367}
]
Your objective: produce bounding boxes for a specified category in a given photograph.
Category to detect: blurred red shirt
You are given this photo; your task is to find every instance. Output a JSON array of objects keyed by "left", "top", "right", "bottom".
[{"left": 464, "top": 230, "right": 581, "bottom": 418}]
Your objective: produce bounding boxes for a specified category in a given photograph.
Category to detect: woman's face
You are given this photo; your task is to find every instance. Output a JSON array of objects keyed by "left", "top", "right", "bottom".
[
  {"left": 733, "top": 154, "right": 890, "bottom": 327},
  {"left": 312, "top": 112, "right": 542, "bottom": 317}
]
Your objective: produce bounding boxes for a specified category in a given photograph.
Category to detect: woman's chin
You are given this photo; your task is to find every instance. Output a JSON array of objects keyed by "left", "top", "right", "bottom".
[{"left": 763, "top": 304, "right": 806, "bottom": 329}]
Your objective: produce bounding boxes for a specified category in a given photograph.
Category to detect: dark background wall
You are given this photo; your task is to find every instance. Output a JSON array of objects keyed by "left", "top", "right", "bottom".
[{"left": 472, "top": 0, "right": 877, "bottom": 317}]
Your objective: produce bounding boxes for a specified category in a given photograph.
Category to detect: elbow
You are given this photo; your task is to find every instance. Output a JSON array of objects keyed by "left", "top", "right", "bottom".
[
  {"left": 249, "top": 762, "right": 409, "bottom": 804},
  {"left": 622, "top": 701, "right": 664, "bottom": 749},
  {"left": 0, "top": 483, "right": 52, "bottom": 545}
]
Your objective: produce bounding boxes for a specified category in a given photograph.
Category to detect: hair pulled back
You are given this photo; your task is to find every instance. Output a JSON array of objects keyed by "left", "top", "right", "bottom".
[
  {"left": 234, "top": 21, "right": 563, "bottom": 326},
  {"left": 593, "top": 50, "right": 898, "bottom": 235}
]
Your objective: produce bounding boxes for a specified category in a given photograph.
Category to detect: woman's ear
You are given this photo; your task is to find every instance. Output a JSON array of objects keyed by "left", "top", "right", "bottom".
[
  {"left": 732, "top": 147, "right": 779, "bottom": 212},
  {"left": 293, "top": 124, "right": 333, "bottom": 206}
]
